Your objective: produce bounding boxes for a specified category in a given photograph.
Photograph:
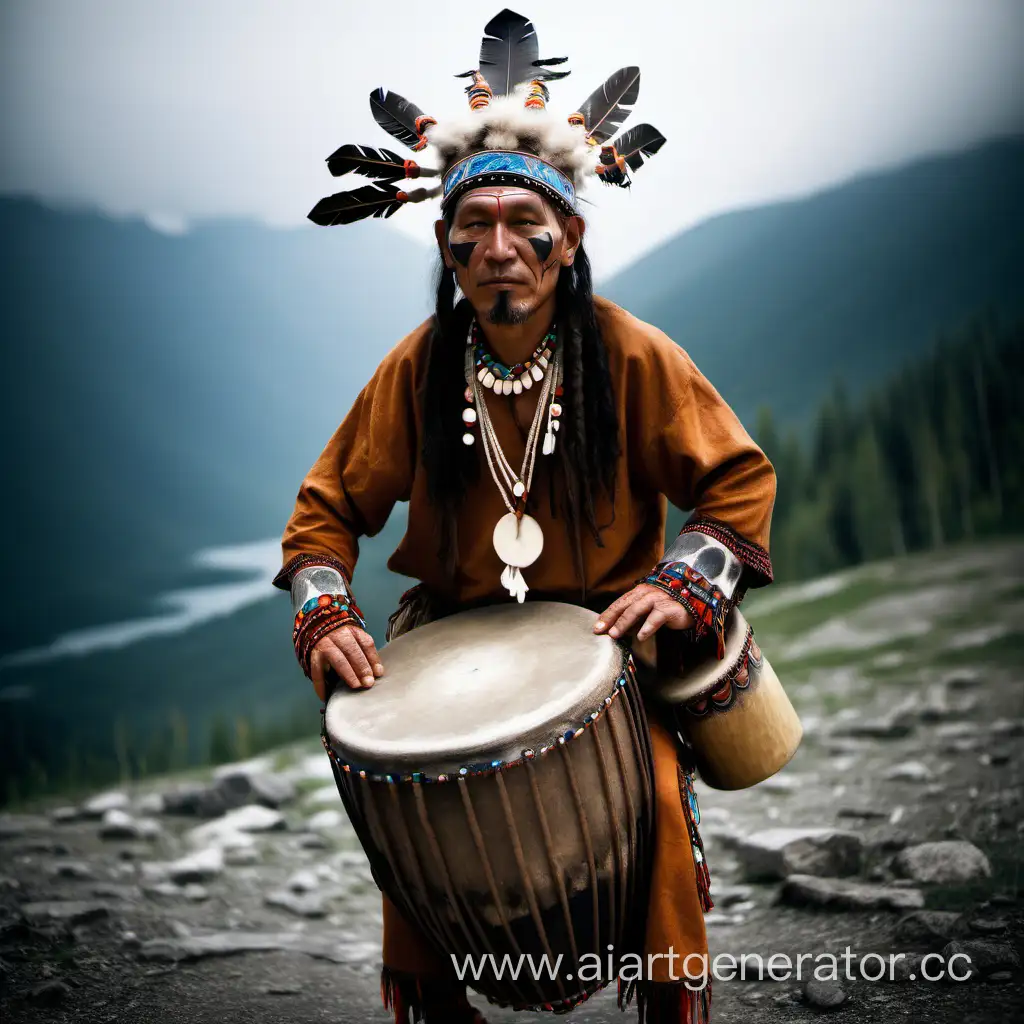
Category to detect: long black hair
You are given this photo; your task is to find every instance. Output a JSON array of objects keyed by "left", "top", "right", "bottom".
[{"left": 421, "top": 230, "right": 621, "bottom": 596}]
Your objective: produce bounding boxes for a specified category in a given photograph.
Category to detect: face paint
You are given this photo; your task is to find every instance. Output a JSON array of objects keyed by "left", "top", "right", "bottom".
[
  {"left": 448, "top": 240, "right": 477, "bottom": 267},
  {"left": 528, "top": 232, "right": 554, "bottom": 264}
]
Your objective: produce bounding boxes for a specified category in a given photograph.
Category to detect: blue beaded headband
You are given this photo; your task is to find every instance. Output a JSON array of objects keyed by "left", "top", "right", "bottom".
[{"left": 441, "top": 150, "right": 577, "bottom": 216}]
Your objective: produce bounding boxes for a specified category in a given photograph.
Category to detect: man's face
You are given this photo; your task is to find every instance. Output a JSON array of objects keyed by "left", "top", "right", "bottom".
[{"left": 435, "top": 186, "right": 584, "bottom": 326}]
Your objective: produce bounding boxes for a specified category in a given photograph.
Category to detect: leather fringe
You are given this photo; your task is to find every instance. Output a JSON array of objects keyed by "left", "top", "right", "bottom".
[
  {"left": 380, "top": 966, "right": 486, "bottom": 1024},
  {"left": 618, "top": 978, "right": 712, "bottom": 1024}
]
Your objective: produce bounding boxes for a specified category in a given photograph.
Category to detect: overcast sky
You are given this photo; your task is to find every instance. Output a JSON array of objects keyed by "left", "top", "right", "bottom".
[{"left": 1, "top": 0, "right": 1021, "bottom": 277}]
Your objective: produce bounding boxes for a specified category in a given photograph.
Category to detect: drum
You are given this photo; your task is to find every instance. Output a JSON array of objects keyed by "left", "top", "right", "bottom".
[
  {"left": 649, "top": 607, "right": 802, "bottom": 790},
  {"left": 322, "top": 601, "right": 654, "bottom": 1012}
]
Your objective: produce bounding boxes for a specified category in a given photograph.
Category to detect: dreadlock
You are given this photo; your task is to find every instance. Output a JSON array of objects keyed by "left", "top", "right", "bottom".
[{"left": 421, "top": 228, "right": 621, "bottom": 596}]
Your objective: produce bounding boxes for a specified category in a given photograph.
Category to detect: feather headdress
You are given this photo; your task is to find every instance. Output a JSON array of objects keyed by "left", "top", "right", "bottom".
[{"left": 308, "top": 8, "right": 666, "bottom": 226}]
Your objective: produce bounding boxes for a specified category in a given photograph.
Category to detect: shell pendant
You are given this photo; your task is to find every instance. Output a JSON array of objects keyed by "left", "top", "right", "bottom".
[{"left": 492, "top": 512, "right": 544, "bottom": 603}]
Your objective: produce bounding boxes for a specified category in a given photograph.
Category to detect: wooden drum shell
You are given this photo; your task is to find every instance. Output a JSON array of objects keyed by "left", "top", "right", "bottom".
[
  {"left": 640, "top": 609, "right": 802, "bottom": 791},
  {"left": 325, "top": 653, "right": 655, "bottom": 1010}
]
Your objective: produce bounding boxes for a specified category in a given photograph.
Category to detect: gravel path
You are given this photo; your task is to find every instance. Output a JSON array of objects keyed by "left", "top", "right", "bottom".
[{"left": 2, "top": 542, "right": 1022, "bottom": 1022}]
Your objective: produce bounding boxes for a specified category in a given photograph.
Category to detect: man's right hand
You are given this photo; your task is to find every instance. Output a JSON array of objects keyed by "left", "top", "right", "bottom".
[{"left": 310, "top": 626, "right": 384, "bottom": 701}]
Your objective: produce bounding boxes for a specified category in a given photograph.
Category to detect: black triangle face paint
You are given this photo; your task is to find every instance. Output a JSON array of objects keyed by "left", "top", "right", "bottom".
[
  {"left": 528, "top": 232, "right": 554, "bottom": 263},
  {"left": 449, "top": 241, "right": 477, "bottom": 266}
]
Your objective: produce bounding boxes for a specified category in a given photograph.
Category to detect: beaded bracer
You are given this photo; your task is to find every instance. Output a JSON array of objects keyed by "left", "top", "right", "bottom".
[{"left": 293, "top": 593, "right": 367, "bottom": 679}]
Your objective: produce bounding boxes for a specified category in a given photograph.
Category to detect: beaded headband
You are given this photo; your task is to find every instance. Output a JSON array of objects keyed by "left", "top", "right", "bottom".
[
  {"left": 441, "top": 150, "right": 577, "bottom": 216},
  {"left": 308, "top": 8, "right": 667, "bottom": 227}
]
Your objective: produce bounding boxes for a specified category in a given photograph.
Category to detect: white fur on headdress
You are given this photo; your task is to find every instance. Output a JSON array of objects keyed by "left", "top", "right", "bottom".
[{"left": 424, "top": 93, "right": 597, "bottom": 191}]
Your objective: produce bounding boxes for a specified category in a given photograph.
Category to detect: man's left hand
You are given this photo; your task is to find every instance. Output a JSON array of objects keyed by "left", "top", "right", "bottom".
[{"left": 593, "top": 583, "right": 695, "bottom": 642}]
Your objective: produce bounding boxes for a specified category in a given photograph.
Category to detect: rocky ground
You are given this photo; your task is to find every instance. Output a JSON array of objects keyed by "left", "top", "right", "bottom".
[{"left": 2, "top": 540, "right": 1022, "bottom": 1023}]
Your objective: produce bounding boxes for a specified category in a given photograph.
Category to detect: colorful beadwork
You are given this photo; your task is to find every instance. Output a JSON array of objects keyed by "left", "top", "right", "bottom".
[
  {"left": 683, "top": 626, "right": 761, "bottom": 718},
  {"left": 321, "top": 658, "right": 636, "bottom": 784},
  {"left": 442, "top": 150, "right": 577, "bottom": 215},
  {"left": 471, "top": 321, "right": 558, "bottom": 394},
  {"left": 293, "top": 593, "right": 367, "bottom": 679},
  {"left": 641, "top": 561, "right": 730, "bottom": 659}
]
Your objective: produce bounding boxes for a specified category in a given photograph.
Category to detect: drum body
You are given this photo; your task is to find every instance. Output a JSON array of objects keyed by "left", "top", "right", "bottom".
[
  {"left": 322, "top": 602, "right": 655, "bottom": 1011},
  {"left": 653, "top": 608, "right": 802, "bottom": 790}
]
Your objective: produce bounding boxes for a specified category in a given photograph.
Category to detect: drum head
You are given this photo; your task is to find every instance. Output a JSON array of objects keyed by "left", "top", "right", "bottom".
[{"left": 324, "top": 601, "right": 625, "bottom": 777}]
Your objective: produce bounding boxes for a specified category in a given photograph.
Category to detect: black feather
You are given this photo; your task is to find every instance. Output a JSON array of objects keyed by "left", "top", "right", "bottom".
[
  {"left": 307, "top": 183, "right": 406, "bottom": 226},
  {"left": 578, "top": 67, "right": 641, "bottom": 143},
  {"left": 369, "top": 88, "right": 428, "bottom": 151},
  {"left": 614, "top": 123, "right": 667, "bottom": 172},
  {"left": 326, "top": 144, "right": 407, "bottom": 181},
  {"left": 479, "top": 9, "right": 540, "bottom": 95}
]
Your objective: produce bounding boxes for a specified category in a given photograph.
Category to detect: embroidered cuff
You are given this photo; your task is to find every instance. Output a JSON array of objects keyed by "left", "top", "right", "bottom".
[
  {"left": 289, "top": 563, "right": 366, "bottom": 679},
  {"left": 641, "top": 561, "right": 730, "bottom": 659},
  {"left": 272, "top": 551, "right": 354, "bottom": 593},
  {"left": 674, "top": 514, "right": 773, "bottom": 591}
]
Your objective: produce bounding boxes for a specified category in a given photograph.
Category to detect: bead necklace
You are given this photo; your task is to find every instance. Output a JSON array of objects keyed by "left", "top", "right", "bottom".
[
  {"left": 471, "top": 321, "right": 558, "bottom": 396},
  {"left": 462, "top": 321, "right": 564, "bottom": 601}
]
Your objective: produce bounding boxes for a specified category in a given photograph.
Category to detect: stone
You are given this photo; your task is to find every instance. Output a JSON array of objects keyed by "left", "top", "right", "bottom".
[
  {"left": 214, "top": 770, "right": 296, "bottom": 810},
  {"left": 836, "top": 806, "right": 888, "bottom": 821},
  {"left": 883, "top": 761, "right": 933, "bottom": 782},
  {"left": 306, "top": 809, "right": 343, "bottom": 831},
  {"left": 138, "top": 931, "right": 377, "bottom": 964},
  {"left": 187, "top": 804, "right": 284, "bottom": 849},
  {"left": 297, "top": 833, "right": 330, "bottom": 850},
  {"left": 50, "top": 806, "right": 81, "bottom": 824},
  {"left": 92, "top": 883, "right": 142, "bottom": 900},
  {"left": 82, "top": 791, "right": 130, "bottom": 818},
  {"left": 893, "top": 910, "right": 968, "bottom": 948},
  {"left": 710, "top": 884, "right": 754, "bottom": 908},
  {"left": 135, "top": 792, "right": 165, "bottom": 815},
  {"left": 831, "top": 717, "right": 913, "bottom": 740},
  {"left": 182, "top": 884, "right": 209, "bottom": 902},
  {"left": 942, "top": 939, "right": 1020, "bottom": 977},
  {"left": 939, "top": 669, "right": 982, "bottom": 690},
  {"left": 28, "top": 979, "right": 72, "bottom": 1007},
  {"left": 265, "top": 889, "right": 327, "bottom": 918},
  {"left": 143, "top": 846, "right": 224, "bottom": 885},
  {"left": 803, "top": 978, "right": 847, "bottom": 1009},
  {"left": 733, "top": 828, "right": 862, "bottom": 881},
  {"left": 145, "top": 882, "right": 186, "bottom": 899},
  {"left": 894, "top": 841, "right": 992, "bottom": 885},
  {"left": 287, "top": 869, "right": 319, "bottom": 893},
  {"left": 20, "top": 900, "right": 112, "bottom": 926},
  {"left": 99, "top": 808, "right": 142, "bottom": 840},
  {"left": 968, "top": 917, "right": 1009, "bottom": 935},
  {"left": 0, "top": 813, "right": 50, "bottom": 838},
  {"left": 303, "top": 784, "right": 340, "bottom": 808},
  {"left": 224, "top": 846, "right": 261, "bottom": 866},
  {"left": 159, "top": 783, "right": 228, "bottom": 818},
  {"left": 50, "top": 861, "right": 94, "bottom": 880},
  {"left": 781, "top": 875, "right": 924, "bottom": 911},
  {"left": 989, "top": 718, "right": 1024, "bottom": 737},
  {"left": 17, "top": 838, "right": 70, "bottom": 855},
  {"left": 121, "top": 930, "right": 141, "bottom": 949},
  {"left": 759, "top": 774, "right": 801, "bottom": 793},
  {"left": 987, "top": 971, "right": 1013, "bottom": 983},
  {"left": 892, "top": 952, "right": 927, "bottom": 982}
]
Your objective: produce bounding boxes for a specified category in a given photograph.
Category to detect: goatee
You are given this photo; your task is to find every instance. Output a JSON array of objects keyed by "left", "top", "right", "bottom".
[{"left": 486, "top": 289, "right": 531, "bottom": 326}]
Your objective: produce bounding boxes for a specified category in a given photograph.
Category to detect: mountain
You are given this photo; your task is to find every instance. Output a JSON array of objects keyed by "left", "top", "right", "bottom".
[
  {"left": 602, "top": 135, "right": 1024, "bottom": 427},
  {"left": 2, "top": 136, "right": 1022, "bottom": 802},
  {"left": 0, "top": 201, "right": 433, "bottom": 655}
]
